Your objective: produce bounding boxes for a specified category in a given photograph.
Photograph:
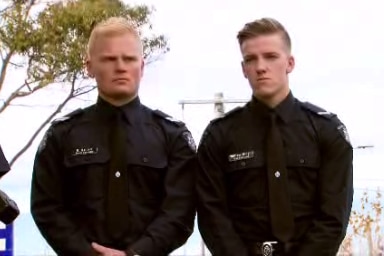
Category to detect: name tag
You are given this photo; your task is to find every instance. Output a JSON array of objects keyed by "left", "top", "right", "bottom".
[
  {"left": 228, "top": 151, "right": 255, "bottom": 162},
  {"left": 72, "top": 147, "right": 99, "bottom": 156}
]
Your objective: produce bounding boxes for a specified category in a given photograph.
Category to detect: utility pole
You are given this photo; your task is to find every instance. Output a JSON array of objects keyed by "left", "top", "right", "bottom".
[
  {"left": 179, "top": 92, "right": 249, "bottom": 119},
  {"left": 179, "top": 92, "right": 248, "bottom": 256}
]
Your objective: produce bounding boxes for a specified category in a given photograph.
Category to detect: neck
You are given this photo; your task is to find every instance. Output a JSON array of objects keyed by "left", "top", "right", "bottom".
[
  {"left": 255, "top": 87, "right": 290, "bottom": 109},
  {"left": 98, "top": 93, "right": 138, "bottom": 107}
]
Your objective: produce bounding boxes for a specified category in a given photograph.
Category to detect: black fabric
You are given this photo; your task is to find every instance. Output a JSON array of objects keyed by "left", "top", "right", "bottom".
[
  {"left": 266, "top": 112, "right": 294, "bottom": 242},
  {"left": 106, "top": 109, "right": 130, "bottom": 239}
]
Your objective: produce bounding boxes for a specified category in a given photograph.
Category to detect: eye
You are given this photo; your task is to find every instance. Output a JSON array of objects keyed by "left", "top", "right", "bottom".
[
  {"left": 101, "top": 56, "right": 116, "bottom": 62},
  {"left": 264, "top": 53, "right": 279, "bottom": 59},
  {"left": 123, "top": 56, "right": 138, "bottom": 62},
  {"left": 243, "top": 56, "right": 256, "bottom": 63}
]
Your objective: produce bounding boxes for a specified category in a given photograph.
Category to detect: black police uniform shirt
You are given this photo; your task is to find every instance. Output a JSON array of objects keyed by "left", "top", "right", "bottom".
[
  {"left": 31, "top": 96, "right": 197, "bottom": 256},
  {"left": 197, "top": 92, "right": 353, "bottom": 256},
  {"left": 0, "top": 145, "right": 10, "bottom": 175}
]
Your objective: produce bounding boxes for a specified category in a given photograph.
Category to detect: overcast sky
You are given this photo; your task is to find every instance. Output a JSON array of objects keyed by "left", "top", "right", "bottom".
[{"left": 0, "top": 0, "right": 383, "bottom": 254}]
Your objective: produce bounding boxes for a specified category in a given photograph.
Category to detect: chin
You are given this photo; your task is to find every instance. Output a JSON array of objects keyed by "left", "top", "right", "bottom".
[
  {"left": 106, "top": 90, "right": 136, "bottom": 100},
  {"left": 254, "top": 87, "right": 277, "bottom": 98}
]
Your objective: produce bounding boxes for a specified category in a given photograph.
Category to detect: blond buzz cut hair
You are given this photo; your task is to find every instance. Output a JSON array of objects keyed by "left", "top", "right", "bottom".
[
  {"left": 237, "top": 17, "right": 292, "bottom": 52},
  {"left": 86, "top": 16, "right": 143, "bottom": 58}
]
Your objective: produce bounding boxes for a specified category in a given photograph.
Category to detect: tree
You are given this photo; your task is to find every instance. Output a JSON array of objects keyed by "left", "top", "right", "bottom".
[
  {"left": 0, "top": 0, "right": 169, "bottom": 166},
  {"left": 342, "top": 188, "right": 383, "bottom": 255}
]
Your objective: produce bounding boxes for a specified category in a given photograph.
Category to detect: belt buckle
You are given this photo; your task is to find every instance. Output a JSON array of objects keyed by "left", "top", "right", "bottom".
[{"left": 261, "top": 241, "right": 278, "bottom": 256}]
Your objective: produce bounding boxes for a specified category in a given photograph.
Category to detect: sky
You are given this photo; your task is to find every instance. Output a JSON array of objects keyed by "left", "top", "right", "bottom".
[{"left": 0, "top": 0, "right": 384, "bottom": 254}]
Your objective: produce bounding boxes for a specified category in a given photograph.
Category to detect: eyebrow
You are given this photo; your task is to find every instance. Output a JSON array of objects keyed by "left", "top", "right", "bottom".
[
  {"left": 99, "top": 54, "right": 139, "bottom": 59},
  {"left": 243, "top": 51, "right": 280, "bottom": 58}
]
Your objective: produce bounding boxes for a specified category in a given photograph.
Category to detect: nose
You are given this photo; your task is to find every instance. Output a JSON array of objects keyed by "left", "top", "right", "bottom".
[
  {"left": 255, "top": 59, "right": 267, "bottom": 74},
  {"left": 115, "top": 58, "right": 126, "bottom": 72}
]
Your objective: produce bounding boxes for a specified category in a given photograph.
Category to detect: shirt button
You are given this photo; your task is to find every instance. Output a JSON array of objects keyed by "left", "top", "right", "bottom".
[
  {"left": 274, "top": 171, "right": 280, "bottom": 178},
  {"left": 241, "top": 161, "right": 246, "bottom": 166},
  {"left": 142, "top": 157, "right": 148, "bottom": 163},
  {"left": 115, "top": 171, "right": 121, "bottom": 178},
  {"left": 299, "top": 158, "right": 305, "bottom": 164}
]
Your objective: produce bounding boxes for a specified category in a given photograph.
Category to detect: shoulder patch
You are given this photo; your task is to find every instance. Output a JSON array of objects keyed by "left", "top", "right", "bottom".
[
  {"left": 51, "top": 108, "right": 84, "bottom": 125},
  {"left": 210, "top": 106, "right": 243, "bottom": 124},
  {"left": 37, "top": 127, "right": 52, "bottom": 153},
  {"left": 182, "top": 131, "right": 197, "bottom": 151},
  {"left": 153, "top": 109, "right": 184, "bottom": 127},
  {"left": 337, "top": 123, "right": 351, "bottom": 144},
  {"left": 300, "top": 101, "right": 336, "bottom": 119}
]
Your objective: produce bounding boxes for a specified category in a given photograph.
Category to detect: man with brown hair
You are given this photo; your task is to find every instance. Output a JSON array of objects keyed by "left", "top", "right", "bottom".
[
  {"left": 31, "top": 17, "right": 197, "bottom": 256},
  {"left": 196, "top": 17, "right": 353, "bottom": 256}
]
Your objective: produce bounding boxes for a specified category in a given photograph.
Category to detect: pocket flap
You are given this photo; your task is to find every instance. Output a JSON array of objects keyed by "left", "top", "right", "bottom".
[
  {"left": 64, "top": 146, "right": 110, "bottom": 167},
  {"left": 227, "top": 151, "right": 264, "bottom": 172},
  {"left": 286, "top": 151, "right": 320, "bottom": 168}
]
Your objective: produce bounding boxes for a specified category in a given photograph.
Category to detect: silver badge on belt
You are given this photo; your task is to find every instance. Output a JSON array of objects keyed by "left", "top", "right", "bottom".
[{"left": 262, "top": 241, "right": 277, "bottom": 256}]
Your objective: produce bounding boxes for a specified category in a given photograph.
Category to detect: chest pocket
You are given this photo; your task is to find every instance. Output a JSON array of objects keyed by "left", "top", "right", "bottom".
[
  {"left": 126, "top": 148, "right": 168, "bottom": 200},
  {"left": 63, "top": 146, "right": 110, "bottom": 168},
  {"left": 285, "top": 150, "right": 320, "bottom": 169},
  {"left": 224, "top": 151, "right": 268, "bottom": 207},
  {"left": 226, "top": 151, "right": 265, "bottom": 173},
  {"left": 62, "top": 146, "right": 110, "bottom": 200},
  {"left": 126, "top": 151, "right": 167, "bottom": 169}
]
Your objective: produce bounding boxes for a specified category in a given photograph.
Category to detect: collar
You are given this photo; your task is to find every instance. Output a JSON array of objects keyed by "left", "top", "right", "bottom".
[
  {"left": 249, "top": 91, "right": 298, "bottom": 123},
  {"left": 96, "top": 96, "right": 142, "bottom": 124}
]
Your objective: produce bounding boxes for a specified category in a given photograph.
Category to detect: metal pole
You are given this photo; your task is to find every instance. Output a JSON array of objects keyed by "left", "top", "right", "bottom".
[
  {"left": 213, "top": 92, "right": 225, "bottom": 118},
  {"left": 181, "top": 103, "right": 185, "bottom": 121},
  {"left": 178, "top": 93, "right": 247, "bottom": 256}
]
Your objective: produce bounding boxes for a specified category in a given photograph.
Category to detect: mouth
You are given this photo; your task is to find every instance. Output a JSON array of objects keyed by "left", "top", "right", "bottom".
[
  {"left": 113, "top": 78, "right": 129, "bottom": 82},
  {"left": 257, "top": 77, "right": 269, "bottom": 81}
]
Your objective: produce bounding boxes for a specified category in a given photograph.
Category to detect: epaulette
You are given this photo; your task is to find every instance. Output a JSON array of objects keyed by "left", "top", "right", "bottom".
[
  {"left": 51, "top": 108, "right": 84, "bottom": 125},
  {"left": 210, "top": 106, "right": 243, "bottom": 124},
  {"left": 300, "top": 101, "right": 336, "bottom": 120},
  {"left": 153, "top": 109, "right": 185, "bottom": 127}
]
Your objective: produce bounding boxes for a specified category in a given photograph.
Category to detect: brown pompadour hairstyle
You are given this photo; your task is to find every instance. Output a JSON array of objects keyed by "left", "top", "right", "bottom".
[{"left": 237, "top": 17, "right": 292, "bottom": 51}]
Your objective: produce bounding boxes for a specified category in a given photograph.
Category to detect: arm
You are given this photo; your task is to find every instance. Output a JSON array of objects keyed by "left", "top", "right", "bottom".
[
  {"left": 0, "top": 145, "right": 10, "bottom": 174},
  {"left": 296, "top": 122, "right": 353, "bottom": 256},
  {"left": 31, "top": 127, "right": 96, "bottom": 256},
  {"left": 129, "top": 129, "right": 197, "bottom": 256},
  {"left": 196, "top": 125, "right": 248, "bottom": 256}
]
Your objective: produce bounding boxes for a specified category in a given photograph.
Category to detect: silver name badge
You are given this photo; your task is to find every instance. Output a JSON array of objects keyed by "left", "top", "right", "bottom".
[
  {"left": 228, "top": 150, "right": 255, "bottom": 162},
  {"left": 72, "top": 147, "right": 98, "bottom": 156}
]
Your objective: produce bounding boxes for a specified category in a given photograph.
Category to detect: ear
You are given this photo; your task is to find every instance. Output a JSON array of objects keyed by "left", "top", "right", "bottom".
[
  {"left": 140, "top": 58, "right": 145, "bottom": 77},
  {"left": 241, "top": 61, "right": 247, "bottom": 78},
  {"left": 286, "top": 55, "right": 295, "bottom": 74},
  {"left": 85, "top": 57, "right": 94, "bottom": 78}
]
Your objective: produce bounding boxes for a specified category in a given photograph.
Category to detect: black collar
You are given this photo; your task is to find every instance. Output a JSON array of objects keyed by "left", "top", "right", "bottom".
[
  {"left": 96, "top": 96, "right": 142, "bottom": 124},
  {"left": 249, "top": 91, "right": 298, "bottom": 123}
]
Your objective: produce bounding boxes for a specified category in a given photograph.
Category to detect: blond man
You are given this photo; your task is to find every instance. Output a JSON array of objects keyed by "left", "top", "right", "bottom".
[
  {"left": 197, "top": 18, "right": 353, "bottom": 256},
  {"left": 31, "top": 17, "right": 197, "bottom": 256}
]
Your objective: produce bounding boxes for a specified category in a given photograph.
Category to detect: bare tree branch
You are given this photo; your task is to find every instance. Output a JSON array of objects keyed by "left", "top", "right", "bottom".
[
  {"left": 9, "top": 61, "right": 24, "bottom": 68},
  {"left": 0, "top": 51, "right": 14, "bottom": 92},
  {"left": 9, "top": 73, "right": 79, "bottom": 166},
  {"left": 0, "top": 69, "right": 71, "bottom": 113},
  {"left": 0, "top": 81, "right": 31, "bottom": 113}
]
